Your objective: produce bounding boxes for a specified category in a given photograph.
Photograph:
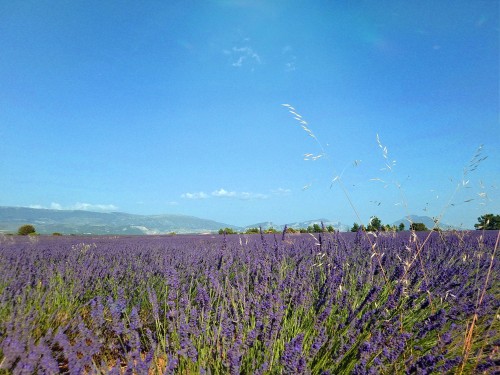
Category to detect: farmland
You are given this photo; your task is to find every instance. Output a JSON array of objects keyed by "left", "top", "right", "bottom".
[{"left": 0, "top": 230, "right": 498, "bottom": 374}]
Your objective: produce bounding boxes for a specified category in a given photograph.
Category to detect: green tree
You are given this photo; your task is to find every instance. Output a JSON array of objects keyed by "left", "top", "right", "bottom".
[
  {"left": 307, "top": 223, "right": 322, "bottom": 233},
  {"left": 218, "top": 228, "right": 237, "bottom": 235},
  {"left": 18, "top": 224, "right": 36, "bottom": 236},
  {"left": 367, "top": 216, "right": 382, "bottom": 232},
  {"left": 265, "top": 227, "right": 278, "bottom": 234},
  {"left": 382, "top": 224, "right": 393, "bottom": 232},
  {"left": 398, "top": 223, "right": 405, "bottom": 231},
  {"left": 474, "top": 214, "right": 500, "bottom": 230},
  {"left": 351, "top": 223, "right": 360, "bottom": 232},
  {"left": 326, "top": 225, "right": 335, "bottom": 233},
  {"left": 410, "top": 222, "right": 428, "bottom": 231},
  {"left": 245, "top": 227, "right": 260, "bottom": 234}
]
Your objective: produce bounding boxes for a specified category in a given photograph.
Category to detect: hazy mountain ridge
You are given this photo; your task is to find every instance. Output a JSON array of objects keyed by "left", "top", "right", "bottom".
[
  {"left": 0, "top": 207, "right": 238, "bottom": 235},
  {"left": 245, "top": 219, "right": 350, "bottom": 232},
  {"left": 391, "top": 215, "right": 457, "bottom": 230},
  {"left": 0, "top": 207, "right": 457, "bottom": 235}
]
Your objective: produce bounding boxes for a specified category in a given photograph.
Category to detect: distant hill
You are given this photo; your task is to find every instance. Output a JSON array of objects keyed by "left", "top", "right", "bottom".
[
  {"left": 0, "top": 207, "right": 458, "bottom": 235},
  {"left": 0, "top": 206, "right": 239, "bottom": 235},
  {"left": 391, "top": 215, "right": 455, "bottom": 230},
  {"left": 245, "top": 219, "right": 350, "bottom": 232}
]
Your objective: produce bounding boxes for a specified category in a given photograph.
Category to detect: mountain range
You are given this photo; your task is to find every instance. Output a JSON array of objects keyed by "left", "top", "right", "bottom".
[
  {"left": 0, "top": 206, "right": 236, "bottom": 235},
  {"left": 0, "top": 206, "right": 454, "bottom": 235}
]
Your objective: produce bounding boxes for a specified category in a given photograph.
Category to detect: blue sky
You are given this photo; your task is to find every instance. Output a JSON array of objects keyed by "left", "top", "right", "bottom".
[{"left": 1, "top": 1, "right": 498, "bottom": 229}]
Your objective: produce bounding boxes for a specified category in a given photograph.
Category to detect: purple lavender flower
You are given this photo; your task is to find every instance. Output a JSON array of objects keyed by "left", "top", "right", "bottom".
[
  {"left": 227, "top": 340, "right": 242, "bottom": 375},
  {"left": 147, "top": 287, "right": 160, "bottom": 322},
  {"left": 128, "top": 306, "right": 142, "bottom": 330},
  {"left": 309, "top": 327, "right": 327, "bottom": 358},
  {"left": 280, "top": 334, "right": 306, "bottom": 374}
]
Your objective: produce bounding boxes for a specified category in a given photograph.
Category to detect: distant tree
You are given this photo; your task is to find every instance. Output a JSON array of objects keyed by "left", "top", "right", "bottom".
[
  {"left": 299, "top": 228, "right": 308, "bottom": 233},
  {"left": 265, "top": 227, "right": 279, "bottom": 234},
  {"left": 398, "top": 223, "right": 405, "bottom": 231},
  {"left": 382, "top": 224, "right": 393, "bottom": 232},
  {"left": 326, "top": 225, "right": 335, "bottom": 233},
  {"left": 18, "top": 224, "right": 36, "bottom": 236},
  {"left": 351, "top": 223, "right": 360, "bottom": 232},
  {"left": 306, "top": 224, "right": 322, "bottom": 233},
  {"left": 410, "top": 222, "right": 428, "bottom": 231},
  {"left": 218, "top": 228, "right": 237, "bottom": 235},
  {"left": 245, "top": 227, "right": 260, "bottom": 234},
  {"left": 474, "top": 214, "right": 500, "bottom": 230},
  {"left": 52, "top": 232, "right": 62, "bottom": 236},
  {"left": 285, "top": 227, "right": 298, "bottom": 234},
  {"left": 367, "top": 216, "right": 382, "bottom": 232}
]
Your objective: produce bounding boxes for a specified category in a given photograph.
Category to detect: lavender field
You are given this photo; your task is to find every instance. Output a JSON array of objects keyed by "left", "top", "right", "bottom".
[{"left": 0, "top": 230, "right": 498, "bottom": 374}]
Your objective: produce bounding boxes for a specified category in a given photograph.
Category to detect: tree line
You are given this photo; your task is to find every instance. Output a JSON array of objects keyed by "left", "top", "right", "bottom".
[{"left": 218, "top": 214, "right": 500, "bottom": 235}]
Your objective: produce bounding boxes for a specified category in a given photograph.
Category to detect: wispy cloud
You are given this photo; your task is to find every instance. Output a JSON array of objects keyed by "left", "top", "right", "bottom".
[
  {"left": 224, "top": 42, "right": 262, "bottom": 69},
  {"left": 211, "top": 188, "right": 237, "bottom": 198},
  {"left": 271, "top": 187, "right": 292, "bottom": 195},
  {"left": 181, "top": 188, "right": 270, "bottom": 200},
  {"left": 212, "top": 188, "right": 268, "bottom": 200},
  {"left": 282, "top": 45, "right": 297, "bottom": 72},
  {"left": 29, "top": 202, "right": 118, "bottom": 212},
  {"left": 180, "top": 192, "right": 209, "bottom": 200}
]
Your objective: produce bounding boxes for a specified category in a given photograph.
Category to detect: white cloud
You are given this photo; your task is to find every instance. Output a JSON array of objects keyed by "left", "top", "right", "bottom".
[
  {"left": 30, "top": 202, "right": 118, "bottom": 212},
  {"left": 282, "top": 45, "right": 297, "bottom": 72},
  {"left": 181, "top": 192, "right": 209, "bottom": 199},
  {"left": 181, "top": 187, "right": 291, "bottom": 201},
  {"left": 72, "top": 203, "right": 118, "bottom": 211},
  {"left": 212, "top": 188, "right": 237, "bottom": 198},
  {"left": 226, "top": 45, "right": 262, "bottom": 68},
  {"left": 212, "top": 188, "right": 268, "bottom": 200},
  {"left": 28, "top": 204, "right": 44, "bottom": 209},
  {"left": 50, "top": 202, "right": 63, "bottom": 210},
  {"left": 181, "top": 188, "right": 270, "bottom": 200},
  {"left": 272, "top": 188, "right": 292, "bottom": 195}
]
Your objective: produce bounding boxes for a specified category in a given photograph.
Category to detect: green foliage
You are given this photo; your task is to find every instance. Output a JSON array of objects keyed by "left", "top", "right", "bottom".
[
  {"left": 326, "top": 225, "right": 335, "bottom": 232},
  {"left": 410, "top": 222, "right": 428, "bottom": 231},
  {"left": 367, "top": 216, "right": 382, "bottom": 232},
  {"left": 218, "top": 227, "right": 237, "bottom": 235},
  {"left": 474, "top": 214, "right": 500, "bottom": 230},
  {"left": 52, "top": 232, "right": 62, "bottom": 236},
  {"left": 381, "top": 224, "right": 395, "bottom": 232},
  {"left": 17, "top": 224, "right": 36, "bottom": 236},
  {"left": 351, "top": 223, "right": 360, "bottom": 232},
  {"left": 265, "top": 227, "right": 279, "bottom": 234},
  {"left": 245, "top": 227, "right": 260, "bottom": 234},
  {"left": 307, "top": 224, "right": 322, "bottom": 233},
  {"left": 398, "top": 223, "right": 405, "bottom": 231}
]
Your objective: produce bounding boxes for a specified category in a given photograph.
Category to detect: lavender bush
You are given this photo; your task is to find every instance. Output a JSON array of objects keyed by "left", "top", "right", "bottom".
[{"left": 0, "top": 230, "right": 498, "bottom": 374}]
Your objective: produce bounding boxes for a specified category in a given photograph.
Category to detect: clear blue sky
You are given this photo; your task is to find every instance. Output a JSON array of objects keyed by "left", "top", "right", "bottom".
[{"left": 1, "top": 1, "right": 498, "bottom": 229}]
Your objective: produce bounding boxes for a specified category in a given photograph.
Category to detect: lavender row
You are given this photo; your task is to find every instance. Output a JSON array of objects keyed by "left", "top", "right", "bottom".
[{"left": 0, "top": 230, "right": 498, "bottom": 374}]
